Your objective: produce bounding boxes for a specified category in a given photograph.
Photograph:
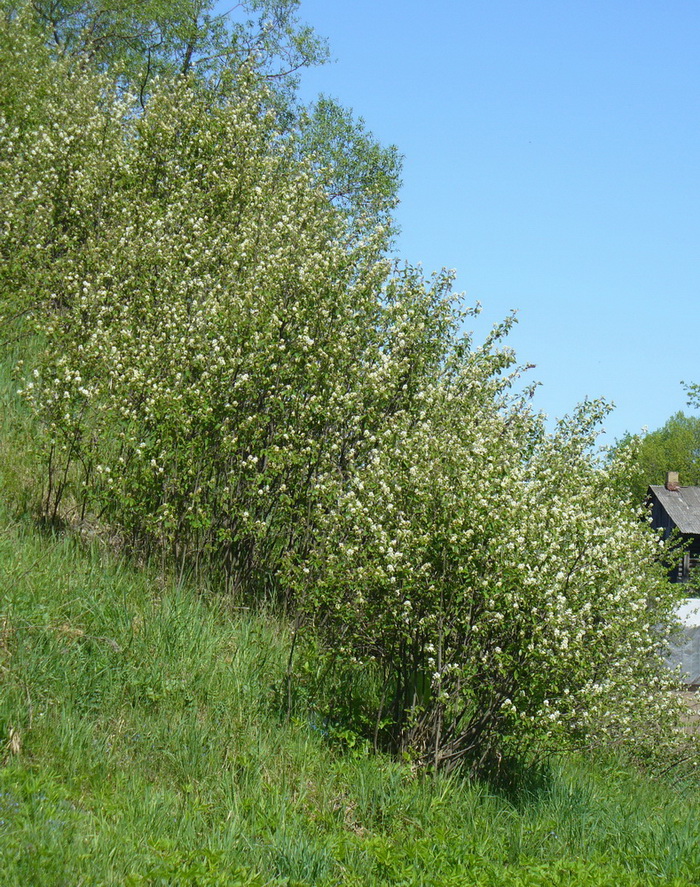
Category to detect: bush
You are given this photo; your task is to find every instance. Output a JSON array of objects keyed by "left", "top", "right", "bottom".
[{"left": 292, "top": 367, "right": 687, "bottom": 773}]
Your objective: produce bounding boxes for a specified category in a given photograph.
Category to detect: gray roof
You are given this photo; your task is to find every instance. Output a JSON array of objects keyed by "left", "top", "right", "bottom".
[{"left": 649, "top": 485, "right": 700, "bottom": 534}]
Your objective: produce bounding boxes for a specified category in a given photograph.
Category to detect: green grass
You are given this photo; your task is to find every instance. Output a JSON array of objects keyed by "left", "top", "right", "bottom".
[{"left": 1, "top": 343, "right": 700, "bottom": 885}]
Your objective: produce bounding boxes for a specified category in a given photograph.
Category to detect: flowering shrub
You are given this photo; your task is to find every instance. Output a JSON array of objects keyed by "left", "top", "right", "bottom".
[
  {"left": 3, "top": 18, "right": 449, "bottom": 594},
  {"left": 1, "top": 12, "right": 687, "bottom": 772},
  {"left": 292, "top": 364, "right": 686, "bottom": 773},
  {"left": 0, "top": 13, "right": 127, "bottom": 332}
]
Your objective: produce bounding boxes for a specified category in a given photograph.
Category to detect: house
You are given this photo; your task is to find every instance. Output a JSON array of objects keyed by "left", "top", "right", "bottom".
[
  {"left": 648, "top": 472, "right": 700, "bottom": 582},
  {"left": 648, "top": 472, "right": 700, "bottom": 685}
]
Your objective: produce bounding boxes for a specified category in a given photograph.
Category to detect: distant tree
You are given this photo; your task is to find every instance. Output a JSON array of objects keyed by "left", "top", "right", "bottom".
[
  {"left": 686, "top": 381, "right": 700, "bottom": 411},
  {"left": 1, "top": 0, "right": 329, "bottom": 102},
  {"left": 615, "top": 411, "right": 700, "bottom": 501},
  {"left": 298, "top": 96, "right": 403, "bottom": 234}
]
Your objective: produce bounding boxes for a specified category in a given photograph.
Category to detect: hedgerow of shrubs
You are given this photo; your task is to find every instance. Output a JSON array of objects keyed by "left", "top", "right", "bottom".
[{"left": 0, "top": 9, "right": 689, "bottom": 774}]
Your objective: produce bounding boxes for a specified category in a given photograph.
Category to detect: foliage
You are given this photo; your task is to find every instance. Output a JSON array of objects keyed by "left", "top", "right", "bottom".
[
  {"left": 0, "top": 9, "right": 688, "bottom": 772},
  {"left": 298, "top": 95, "right": 403, "bottom": 233},
  {"left": 1, "top": 0, "right": 399, "bottom": 233},
  {"left": 3, "top": 34, "right": 419, "bottom": 592},
  {"left": 1, "top": 0, "right": 329, "bottom": 100},
  {"left": 686, "top": 382, "right": 700, "bottom": 411},
  {"left": 0, "top": 11, "right": 127, "bottom": 333},
  {"left": 614, "top": 411, "right": 700, "bottom": 501}
]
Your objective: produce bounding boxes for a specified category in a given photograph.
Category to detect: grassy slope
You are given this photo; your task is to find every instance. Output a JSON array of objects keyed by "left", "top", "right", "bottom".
[{"left": 1, "top": 346, "right": 700, "bottom": 886}]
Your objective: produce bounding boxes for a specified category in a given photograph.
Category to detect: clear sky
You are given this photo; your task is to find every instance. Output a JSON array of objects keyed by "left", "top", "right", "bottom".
[{"left": 258, "top": 1, "right": 700, "bottom": 443}]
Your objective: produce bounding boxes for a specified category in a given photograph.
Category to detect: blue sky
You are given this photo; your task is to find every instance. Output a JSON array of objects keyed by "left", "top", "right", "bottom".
[{"left": 256, "top": 1, "right": 700, "bottom": 443}]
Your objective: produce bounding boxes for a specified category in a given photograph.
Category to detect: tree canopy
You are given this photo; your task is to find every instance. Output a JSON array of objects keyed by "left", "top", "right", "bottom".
[{"left": 1, "top": 0, "right": 330, "bottom": 95}]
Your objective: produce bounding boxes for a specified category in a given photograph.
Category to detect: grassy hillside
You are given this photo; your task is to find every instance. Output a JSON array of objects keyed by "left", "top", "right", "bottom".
[{"left": 1, "top": 347, "right": 700, "bottom": 886}]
